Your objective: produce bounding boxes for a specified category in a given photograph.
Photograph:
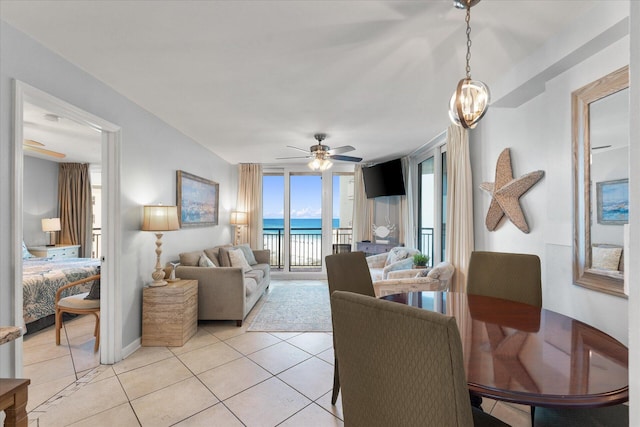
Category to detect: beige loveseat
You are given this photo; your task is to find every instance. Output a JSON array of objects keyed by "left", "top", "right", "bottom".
[
  {"left": 174, "top": 244, "right": 270, "bottom": 326},
  {"left": 366, "top": 247, "right": 421, "bottom": 281}
]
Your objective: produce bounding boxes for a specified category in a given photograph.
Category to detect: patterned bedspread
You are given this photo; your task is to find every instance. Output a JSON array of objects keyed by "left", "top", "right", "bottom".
[{"left": 23, "top": 257, "right": 101, "bottom": 328}]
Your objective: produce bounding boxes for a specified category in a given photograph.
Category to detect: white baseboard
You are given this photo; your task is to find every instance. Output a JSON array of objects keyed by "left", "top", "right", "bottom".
[{"left": 121, "top": 338, "right": 141, "bottom": 360}]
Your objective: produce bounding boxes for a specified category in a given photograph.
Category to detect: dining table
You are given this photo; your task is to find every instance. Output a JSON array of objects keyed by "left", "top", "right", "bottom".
[{"left": 380, "top": 291, "right": 628, "bottom": 409}]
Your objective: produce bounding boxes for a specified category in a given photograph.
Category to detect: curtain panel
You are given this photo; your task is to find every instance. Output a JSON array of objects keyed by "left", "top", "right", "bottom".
[
  {"left": 445, "top": 125, "right": 475, "bottom": 292},
  {"left": 58, "top": 163, "right": 93, "bottom": 258},
  {"left": 237, "top": 163, "right": 263, "bottom": 248},
  {"left": 352, "top": 164, "right": 373, "bottom": 248},
  {"left": 400, "top": 156, "right": 417, "bottom": 249}
]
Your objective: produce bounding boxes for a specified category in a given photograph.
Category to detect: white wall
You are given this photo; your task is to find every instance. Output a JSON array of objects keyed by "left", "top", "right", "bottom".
[
  {"left": 23, "top": 156, "right": 58, "bottom": 247},
  {"left": 470, "top": 4, "right": 630, "bottom": 345},
  {"left": 0, "top": 21, "right": 238, "bottom": 375}
]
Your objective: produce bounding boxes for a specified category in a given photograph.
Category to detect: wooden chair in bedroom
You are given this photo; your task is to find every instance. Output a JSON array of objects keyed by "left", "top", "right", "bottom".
[{"left": 54, "top": 274, "right": 101, "bottom": 352}]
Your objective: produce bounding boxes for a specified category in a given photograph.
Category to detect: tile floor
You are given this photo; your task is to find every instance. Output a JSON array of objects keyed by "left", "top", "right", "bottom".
[{"left": 18, "top": 280, "right": 531, "bottom": 427}]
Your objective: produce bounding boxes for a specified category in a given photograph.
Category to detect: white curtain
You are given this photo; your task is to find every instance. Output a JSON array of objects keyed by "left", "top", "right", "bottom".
[
  {"left": 400, "top": 156, "right": 417, "bottom": 249},
  {"left": 352, "top": 164, "right": 373, "bottom": 248},
  {"left": 445, "top": 125, "right": 475, "bottom": 292},
  {"left": 237, "top": 163, "right": 263, "bottom": 248}
]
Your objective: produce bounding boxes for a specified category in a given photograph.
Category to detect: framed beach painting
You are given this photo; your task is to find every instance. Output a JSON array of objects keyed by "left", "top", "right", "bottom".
[
  {"left": 596, "top": 178, "right": 628, "bottom": 225},
  {"left": 177, "top": 170, "right": 219, "bottom": 227}
]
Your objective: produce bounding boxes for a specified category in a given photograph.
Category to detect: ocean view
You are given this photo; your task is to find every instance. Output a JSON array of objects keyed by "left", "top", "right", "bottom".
[{"left": 264, "top": 218, "right": 340, "bottom": 234}]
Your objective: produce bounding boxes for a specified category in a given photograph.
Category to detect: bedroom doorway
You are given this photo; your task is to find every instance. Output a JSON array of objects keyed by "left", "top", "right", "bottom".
[{"left": 13, "top": 81, "right": 122, "bottom": 378}]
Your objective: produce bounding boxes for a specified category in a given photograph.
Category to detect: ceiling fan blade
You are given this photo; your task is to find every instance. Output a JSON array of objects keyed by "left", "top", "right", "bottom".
[
  {"left": 24, "top": 139, "right": 45, "bottom": 147},
  {"left": 330, "top": 154, "right": 362, "bottom": 162},
  {"left": 286, "top": 145, "right": 310, "bottom": 153},
  {"left": 276, "top": 155, "right": 312, "bottom": 160},
  {"left": 23, "top": 144, "right": 66, "bottom": 159},
  {"left": 327, "top": 145, "right": 355, "bottom": 155}
]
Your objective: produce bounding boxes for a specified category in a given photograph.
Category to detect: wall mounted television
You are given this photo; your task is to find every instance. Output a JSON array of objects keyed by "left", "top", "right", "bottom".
[{"left": 362, "top": 158, "right": 406, "bottom": 199}]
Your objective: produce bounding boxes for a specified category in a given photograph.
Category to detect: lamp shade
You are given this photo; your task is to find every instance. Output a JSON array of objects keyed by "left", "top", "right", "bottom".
[
  {"left": 42, "top": 217, "right": 61, "bottom": 232},
  {"left": 230, "top": 211, "right": 248, "bottom": 226},
  {"left": 141, "top": 205, "right": 180, "bottom": 231}
]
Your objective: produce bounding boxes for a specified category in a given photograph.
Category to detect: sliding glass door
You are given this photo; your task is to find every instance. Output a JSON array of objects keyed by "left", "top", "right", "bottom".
[
  {"left": 417, "top": 145, "right": 447, "bottom": 266},
  {"left": 262, "top": 169, "right": 354, "bottom": 274}
]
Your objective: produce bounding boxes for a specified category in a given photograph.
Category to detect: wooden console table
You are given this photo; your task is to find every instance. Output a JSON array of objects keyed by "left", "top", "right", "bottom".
[
  {"left": 356, "top": 241, "right": 397, "bottom": 256},
  {"left": 142, "top": 279, "right": 197, "bottom": 347}
]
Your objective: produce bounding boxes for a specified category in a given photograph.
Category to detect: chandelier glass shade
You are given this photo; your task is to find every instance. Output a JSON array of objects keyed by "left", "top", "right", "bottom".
[
  {"left": 448, "top": 78, "right": 490, "bottom": 129},
  {"left": 448, "top": 0, "right": 490, "bottom": 129}
]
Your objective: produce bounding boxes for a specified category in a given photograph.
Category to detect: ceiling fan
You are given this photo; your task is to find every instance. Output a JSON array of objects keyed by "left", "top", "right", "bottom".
[
  {"left": 278, "top": 133, "right": 362, "bottom": 170},
  {"left": 23, "top": 139, "right": 66, "bottom": 159}
]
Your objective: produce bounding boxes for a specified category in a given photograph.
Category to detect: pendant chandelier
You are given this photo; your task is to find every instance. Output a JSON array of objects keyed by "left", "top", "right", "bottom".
[{"left": 448, "top": 0, "right": 490, "bottom": 129}]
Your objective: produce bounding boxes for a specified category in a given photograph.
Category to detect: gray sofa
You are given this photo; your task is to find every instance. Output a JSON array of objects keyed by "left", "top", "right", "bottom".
[{"left": 174, "top": 245, "right": 270, "bottom": 326}]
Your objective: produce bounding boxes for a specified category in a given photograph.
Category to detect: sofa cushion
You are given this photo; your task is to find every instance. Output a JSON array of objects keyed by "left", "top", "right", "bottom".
[
  {"left": 180, "top": 251, "right": 204, "bottom": 266},
  {"left": 385, "top": 247, "right": 410, "bottom": 266},
  {"left": 198, "top": 254, "right": 216, "bottom": 267},
  {"left": 228, "top": 248, "right": 251, "bottom": 272},
  {"left": 245, "top": 269, "right": 265, "bottom": 282},
  {"left": 233, "top": 243, "right": 258, "bottom": 265},
  {"left": 592, "top": 246, "right": 622, "bottom": 271},
  {"left": 218, "top": 247, "right": 232, "bottom": 267},
  {"left": 245, "top": 278, "right": 258, "bottom": 297},
  {"left": 203, "top": 248, "right": 222, "bottom": 267},
  {"left": 415, "top": 268, "right": 432, "bottom": 278}
]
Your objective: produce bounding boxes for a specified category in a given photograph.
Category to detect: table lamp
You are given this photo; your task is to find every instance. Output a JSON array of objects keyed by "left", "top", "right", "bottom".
[
  {"left": 230, "top": 211, "right": 248, "bottom": 245},
  {"left": 141, "top": 205, "right": 180, "bottom": 287},
  {"left": 42, "top": 217, "right": 61, "bottom": 246}
]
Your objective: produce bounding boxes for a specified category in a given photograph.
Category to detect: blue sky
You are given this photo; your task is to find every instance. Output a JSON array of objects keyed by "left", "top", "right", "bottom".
[{"left": 263, "top": 175, "right": 340, "bottom": 219}]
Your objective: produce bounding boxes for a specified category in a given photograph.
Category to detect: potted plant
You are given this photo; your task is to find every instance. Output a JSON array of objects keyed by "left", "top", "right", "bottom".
[{"left": 413, "top": 253, "right": 429, "bottom": 268}]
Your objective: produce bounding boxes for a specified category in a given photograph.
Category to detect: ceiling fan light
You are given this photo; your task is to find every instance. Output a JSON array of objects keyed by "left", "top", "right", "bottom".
[
  {"left": 320, "top": 159, "right": 333, "bottom": 171},
  {"left": 448, "top": 78, "right": 490, "bottom": 129},
  {"left": 308, "top": 157, "right": 322, "bottom": 171}
]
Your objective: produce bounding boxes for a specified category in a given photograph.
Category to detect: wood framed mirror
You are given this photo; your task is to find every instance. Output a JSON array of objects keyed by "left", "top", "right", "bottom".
[{"left": 572, "top": 66, "right": 629, "bottom": 297}]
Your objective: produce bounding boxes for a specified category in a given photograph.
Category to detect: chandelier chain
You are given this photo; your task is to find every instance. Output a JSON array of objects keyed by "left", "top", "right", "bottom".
[{"left": 465, "top": 6, "right": 472, "bottom": 79}]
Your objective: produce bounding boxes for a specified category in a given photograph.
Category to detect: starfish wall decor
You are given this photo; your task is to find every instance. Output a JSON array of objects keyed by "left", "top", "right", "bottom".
[{"left": 480, "top": 148, "right": 544, "bottom": 233}]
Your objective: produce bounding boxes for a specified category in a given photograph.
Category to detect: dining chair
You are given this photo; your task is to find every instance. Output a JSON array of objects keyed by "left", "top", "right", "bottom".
[
  {"left": 467, "top": 251, "right": 542, "bottom": 307},
  {"left": 331, "top": 290, "right": 509, "bottom": 427},
  {"left": 55, "top": 274, "right": 101, "bottom": 352},
  {"left": 325, "top": 251, "right": 376, "bottom": 405}
]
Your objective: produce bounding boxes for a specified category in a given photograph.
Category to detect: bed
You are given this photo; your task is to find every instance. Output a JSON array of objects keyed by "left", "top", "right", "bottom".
[{"left": 23, "top": 255, "right": 101, "bottom": 334}]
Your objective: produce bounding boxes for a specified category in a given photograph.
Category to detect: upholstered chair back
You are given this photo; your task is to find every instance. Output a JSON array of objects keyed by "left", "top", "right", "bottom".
[
  {"left": 467, "top": 251, "right": 542, "bottom": 307},
  {"left": 326, "top": 252, "right": 376, "bottom": 297},
  {"left": 331, "top": 291, "right": 474, "bottom": 426}
]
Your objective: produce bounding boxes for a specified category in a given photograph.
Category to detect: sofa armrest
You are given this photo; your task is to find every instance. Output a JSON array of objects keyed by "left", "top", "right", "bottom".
[
  {"left": 366, "top": 253, "right": 388, "bottom": 268},
  {"left": 176, "top": 266, "right": 247, "bottom": 319},
  {"left": 387, "top": 268, "right": 431, "bottom": 280},
  {"left": 252, "top": 249, "right": 270, "bottom": 265}
]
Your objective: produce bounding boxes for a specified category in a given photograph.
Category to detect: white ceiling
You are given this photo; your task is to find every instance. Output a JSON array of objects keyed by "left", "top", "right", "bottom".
[{"left": 1, "top": 0, "right": 599, "bottom": 166}]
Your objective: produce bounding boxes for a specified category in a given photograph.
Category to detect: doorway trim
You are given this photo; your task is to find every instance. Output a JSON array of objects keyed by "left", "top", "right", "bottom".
[{"left": 13, "top": 80, "right": 122, "bottom": 375}]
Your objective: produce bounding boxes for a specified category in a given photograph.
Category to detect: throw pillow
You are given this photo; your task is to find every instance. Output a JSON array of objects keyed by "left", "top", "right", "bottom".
[
  {"left": 179, "top": 251, "right": 203, "bottom": 266},
  {"left": 85, "top": 268, "right": 101, "bottom": 300},
  {"left": 386, "top": 247, "right": 408, "bottom": 266},
  {"left": 228, "top": 248, "right": 251, "bottom": 272},
  {"left": 22, "top": 241, "right": 33, "bottom": 259},
  {"left": 203, "top": 248, "right": 222, "bottom": 267},
  {"left": 198, "top": 254, "right": 216, "bottom": 267},
  {"left": 592, "top": 246, "right": 622, "bottom": 271},
  {"left": 233, "top": 243, "right": 257, "bottom": 265}
]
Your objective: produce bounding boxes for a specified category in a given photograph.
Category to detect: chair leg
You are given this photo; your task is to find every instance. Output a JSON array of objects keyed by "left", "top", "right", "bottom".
[
  {"left": 55, "top": 309, "right": 63, "bottom": 346},
  {"left": 93, "top": 312, "right": 100, "bottom": 353},
  {"left": 331, "top": 358, "right": 340, "bottom": 405},
  {"left": 530, "top": 405, "right": 535, "bottom": 426}
]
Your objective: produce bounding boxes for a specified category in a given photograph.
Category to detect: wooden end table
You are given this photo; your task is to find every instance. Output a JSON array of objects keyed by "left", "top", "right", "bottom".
[{"left": 142, "top": 279, "right": 198, "bottom": 347}]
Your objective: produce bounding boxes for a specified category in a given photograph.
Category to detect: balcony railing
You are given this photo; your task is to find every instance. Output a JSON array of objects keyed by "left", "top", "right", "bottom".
[
  {"left": 419, "top": 227, "right": 434, "bottom": 267},
  {"left": 263, "top": 227, "right": 353, "bottom": 271}
]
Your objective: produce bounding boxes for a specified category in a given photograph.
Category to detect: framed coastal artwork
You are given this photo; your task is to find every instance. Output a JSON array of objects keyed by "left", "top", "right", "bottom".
[
  {"left": 596, "top": 178, "right": 628, "bottom": 225},
  {"left": 176, "top": 170, "right": 219, "bottom": 227}
]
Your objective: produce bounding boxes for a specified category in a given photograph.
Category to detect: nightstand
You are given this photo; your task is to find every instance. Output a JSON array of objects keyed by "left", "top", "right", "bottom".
[
  {"left": 28, "top": 244, "right": 81, "bottom": 259},
  {"left": 142, "top": 279, "right": 198, "bottom": 347}
]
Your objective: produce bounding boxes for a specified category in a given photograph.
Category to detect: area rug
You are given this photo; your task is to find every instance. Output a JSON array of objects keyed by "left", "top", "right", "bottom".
[{"left": 248, "top": 283, "right": 332, "bottom": 332}]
